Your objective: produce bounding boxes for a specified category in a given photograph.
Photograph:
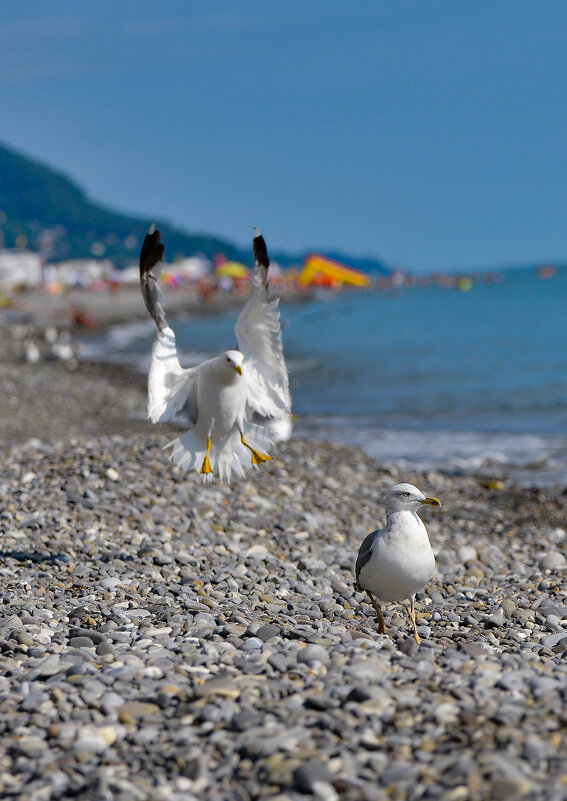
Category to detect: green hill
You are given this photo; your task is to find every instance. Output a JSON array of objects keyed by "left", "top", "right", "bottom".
[
  {"left": 0, "top": 141, "right": 389, "bottom": 273},
  {"left": 0, "top": 142, "right": 252, "bottom": 268}
]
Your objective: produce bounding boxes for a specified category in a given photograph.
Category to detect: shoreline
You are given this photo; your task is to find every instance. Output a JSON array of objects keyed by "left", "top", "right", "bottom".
[
  {"left": 1, "top": 318, "right": 567, "bottom": 798},
  {"left": 3, "top": 290, "right": 567, "bottom": 489},
  {"left": 1, "top": 283, "right": 313, "bottom": 332}
]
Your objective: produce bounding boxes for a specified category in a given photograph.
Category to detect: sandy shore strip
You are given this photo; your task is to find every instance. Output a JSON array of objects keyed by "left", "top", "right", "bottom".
[
  {"left": 2, "top": 284, "right": 311, "bottom": 331},
  {"left": 1, "top": 325, "right": 567, "bottom": 800}
]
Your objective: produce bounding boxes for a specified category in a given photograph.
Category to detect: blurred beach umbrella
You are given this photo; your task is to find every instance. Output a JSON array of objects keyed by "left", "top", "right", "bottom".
[
  {"left": 216, "top": 261, "right": 250, "bottom": 279},
  {"left": 456, "top": 277, "right": 473, "bottom": 292}
]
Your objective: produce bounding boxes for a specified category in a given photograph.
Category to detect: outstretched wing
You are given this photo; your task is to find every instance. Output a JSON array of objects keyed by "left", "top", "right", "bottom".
[
  {"left": 234, "top": 228, "right": 291, "bottom": 419},
  {"left": 147, "top": 327, "right": 200, "bottom": 424},
  {"left": 139, "top": 225, "right": 199, "bottom": 424}
]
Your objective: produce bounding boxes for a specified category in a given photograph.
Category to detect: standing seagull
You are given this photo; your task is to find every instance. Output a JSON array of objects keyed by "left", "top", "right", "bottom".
[
  {"left": 139, "top": 226, "right": 291, "bottom": 483},
  {"left": 355, "top": 483, "right": 440, "bottom": 643}
]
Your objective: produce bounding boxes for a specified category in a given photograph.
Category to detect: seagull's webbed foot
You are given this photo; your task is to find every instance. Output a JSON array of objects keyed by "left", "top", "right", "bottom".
[
  {"left": 365, "top": 590, "right": 386, "bottom": 634},
  {"left": 200, "top": 436, "right": 213, "bottom": 475},
  {"left": 409, "top": 595, "right": 422, "bottom": 644},
  {"left": 240, "top": 433, "right": 272, "bottom": 465}
]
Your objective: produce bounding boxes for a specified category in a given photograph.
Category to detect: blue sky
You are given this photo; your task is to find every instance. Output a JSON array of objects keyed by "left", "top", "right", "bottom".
[{"left": 2, "top": 1, "right": 567, "bottom": 272}]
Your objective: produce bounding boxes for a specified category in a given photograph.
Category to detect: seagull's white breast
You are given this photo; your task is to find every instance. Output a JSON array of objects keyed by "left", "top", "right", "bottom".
[
  {"left": 195, "top": 364, "right": 247, "bottom": 435},
  {"left": 358, "top": 512, "right": 435, "bottom": 602}
]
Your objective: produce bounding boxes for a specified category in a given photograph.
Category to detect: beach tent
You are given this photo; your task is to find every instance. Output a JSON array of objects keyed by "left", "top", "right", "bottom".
[{"left": 298, "top": 254, "right": 371, "bottom": 288}]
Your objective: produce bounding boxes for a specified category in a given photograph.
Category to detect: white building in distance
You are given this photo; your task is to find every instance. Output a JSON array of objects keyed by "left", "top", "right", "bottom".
[
  {"left": 44, "top": 259, "right": 114, "bottom": 288},
  {"left": 0, "top": 250, "right": 43, "bottom": 293}
]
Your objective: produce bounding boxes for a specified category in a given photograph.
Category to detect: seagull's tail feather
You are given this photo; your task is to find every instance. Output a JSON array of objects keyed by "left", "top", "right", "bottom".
[
  {"left": 213, "top": 421, "right": 273, "bottom": 484},
  {"left": 166, "top": 422, "right": 273, "bottom": 484},
  {"left": 167, "top": 430, "right": 213, "bottom": 483},
  {"left": 243, "top": 421, "right": 273, "bottom": 455},
  {"left": 166, "top": 428, "right": 241, "bottom": 484},
  {"left": 216, "top": 432, "right": 248, "bottom": 485}
]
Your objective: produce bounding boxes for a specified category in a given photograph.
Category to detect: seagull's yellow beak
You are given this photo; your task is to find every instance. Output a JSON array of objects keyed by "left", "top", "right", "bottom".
[
  {"left": 234, "top": 364, "right": 243, "bottom": 375},
  {"left": 422, "top": 496, "right": 441, "bottom": 507}
]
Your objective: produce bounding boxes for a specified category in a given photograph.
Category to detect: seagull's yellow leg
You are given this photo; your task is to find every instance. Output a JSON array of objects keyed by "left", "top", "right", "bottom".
[
  {"left": 240, "top": 432, "right": 272, "bottom": 465},
  {"left": 365, "top": 590, "right": 386, "bottom": 634},
  {"left": 200, "top": 436, "right": 213, "bottom": 475},
  {"left": 409, "top": 595, "right": 422, "bottom": 644}
]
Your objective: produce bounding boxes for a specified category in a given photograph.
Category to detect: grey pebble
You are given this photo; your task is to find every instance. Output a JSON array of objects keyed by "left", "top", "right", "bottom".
[
  {"left": 500, "top": 599, "right": 517, "bottom": 616},
  {"left": 539, "top": 551, "right": 566, "bottom": 570},
  {"left": 10, "top": 629, "right": 33, "bottom": 646},
  {"left": 12, "top": 736, "right": 47, "bottom": 757},
  {"left": 296, "top": 644, "right": 330, "bottom": 665},
  {"left": 96, "top": 641, "right": 115, "bottom": 657},
  {"left": 397, "top": 637, "right": 419, "bottom": 656},
  {"left": 20, "top": 691, "right": 50, "bottom": 711},
  {"left": 69, "top": 636, "right": 96, "bottom": 648},
  {"left": 293, "top": 759, "right": 334, "bottom": 793},
  {"left": 540, "top": 632, "right": 567, "bottom": 649},
  {"left": 268, "top": 653, "right": 289, "bottom": 672},
  {"left": 70, "top": 627, "right": 107, "bottom": 644},
  {"left": 239, "top": 637, "right": 263, "bottom": 652},
  {"left": 486, "top": 610, "right": 507, "bottom": 628},
  {"left": 255, "top": 623, "right": 281, "bottom": 641}
]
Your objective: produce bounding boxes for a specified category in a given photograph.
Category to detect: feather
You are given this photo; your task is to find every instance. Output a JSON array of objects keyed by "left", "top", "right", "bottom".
[
  {"left": 252, "top": 227, "right": 269, "bottom": 287},
  {"left": 139, "top": 224, "right": 167, "bottom": 331}
]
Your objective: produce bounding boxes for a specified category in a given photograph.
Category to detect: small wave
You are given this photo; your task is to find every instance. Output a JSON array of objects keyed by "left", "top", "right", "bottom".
[
  {"left": 295, "top": 415, "right": 567, "bottom": 486},
  {"left": 286, "top": 356, "right": 322, "bottom": 374},
  {"left": 106, "top": 320, "right": 155, "bottom": 347},
  {"left": 78, "top": 322, "right": 214, "bottom": 373}
]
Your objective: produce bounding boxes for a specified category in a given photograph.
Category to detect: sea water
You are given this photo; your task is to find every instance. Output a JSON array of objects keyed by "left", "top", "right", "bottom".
[{"left": 84, "top": 267, "right": 567, "bottom": 485}]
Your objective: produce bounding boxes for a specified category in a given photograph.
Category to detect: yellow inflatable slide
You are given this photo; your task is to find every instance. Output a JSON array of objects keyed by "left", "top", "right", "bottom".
[{"left": 298, "top": 254, "right": 371, "bottom": 288}]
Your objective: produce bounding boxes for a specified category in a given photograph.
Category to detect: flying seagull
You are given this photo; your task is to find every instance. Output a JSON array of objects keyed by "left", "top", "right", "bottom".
[
  {"left": 139, "top": 226, "right": 291, "bottom": 483},
  {"left": 355, "top": 483, "right": 440, "bottom": 643}
]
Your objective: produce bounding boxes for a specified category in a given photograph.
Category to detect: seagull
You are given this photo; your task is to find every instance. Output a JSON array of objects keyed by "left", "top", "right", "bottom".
[
  {"left": 139, "top": 225, "right": 291, "bottom": 483},
  {"left": 355, "top": 483, "right": 441, "bottom": 643}
]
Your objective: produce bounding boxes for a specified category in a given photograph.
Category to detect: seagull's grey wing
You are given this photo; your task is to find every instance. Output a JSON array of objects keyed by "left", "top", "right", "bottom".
[
  {"left": 140, "top": 224, "right": 167, "bottom": 331},
  {"left": 355, "top": 529, "right": 381, "bottom": 591},
  {"left": 234, "top": 229, "right": 291, "bottom": 418}
]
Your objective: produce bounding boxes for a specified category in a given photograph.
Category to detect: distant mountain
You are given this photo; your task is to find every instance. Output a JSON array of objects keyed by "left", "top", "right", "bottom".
[
  {"left": 0, "top": 141, "right": 390, "bottom": 273},
  {"left": 0, "top": 142, "right": 251, "bottom": 268}
]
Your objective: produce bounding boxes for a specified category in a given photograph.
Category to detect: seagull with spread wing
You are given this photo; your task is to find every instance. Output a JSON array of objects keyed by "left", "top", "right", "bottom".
[{"left": 139, "top": 225, "right": 291, "bottom": 483}]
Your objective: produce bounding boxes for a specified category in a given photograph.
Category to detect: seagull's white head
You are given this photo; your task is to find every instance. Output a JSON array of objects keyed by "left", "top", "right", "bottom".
[
  {"left": 385, "top": 483, "right": 441, "bottom": 515},
  {"left": 223, "top": 349, "right": 244, "bottom": 376}
]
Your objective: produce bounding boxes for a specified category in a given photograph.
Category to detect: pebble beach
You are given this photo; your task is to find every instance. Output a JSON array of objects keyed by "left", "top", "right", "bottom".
[{"left": 1, "top": 316, "right": 567, "bottom": 801}]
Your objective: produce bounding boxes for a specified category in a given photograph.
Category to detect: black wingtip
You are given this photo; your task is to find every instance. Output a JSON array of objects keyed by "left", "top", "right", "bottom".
[
  {"left": 140, "top": 225, "right": 164, "bottom": 275},
  {"left": 139, "top": 226, "right": 167, "bottom": 330},
  {"left": 252, "top": 227, "right": 269, "bottom": 268}
]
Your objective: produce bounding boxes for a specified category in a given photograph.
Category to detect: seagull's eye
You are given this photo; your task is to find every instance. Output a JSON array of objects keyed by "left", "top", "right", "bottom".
[
  {"left": 402, "top": 492, "right": 411, "bottom": 497},
  {"left": 226, "top": 356, "right": 231, "bottom": 363}
]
